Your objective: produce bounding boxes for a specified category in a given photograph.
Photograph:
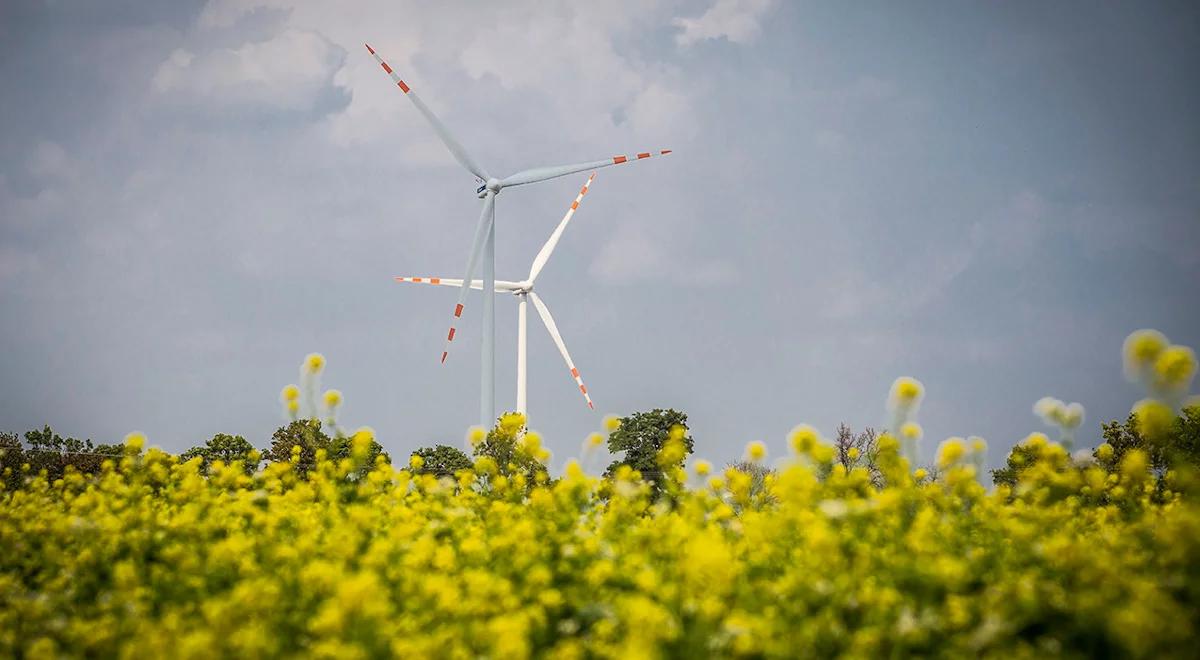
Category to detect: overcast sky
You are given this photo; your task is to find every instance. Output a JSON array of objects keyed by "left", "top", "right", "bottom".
[{"left": 2, "top": 0, "right": 1198, "bottom": 471}]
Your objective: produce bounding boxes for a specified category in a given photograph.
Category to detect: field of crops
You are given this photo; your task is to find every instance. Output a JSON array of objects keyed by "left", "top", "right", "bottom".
[{"left": 2, "top": 332, "right": 1198, "bottom": 658}]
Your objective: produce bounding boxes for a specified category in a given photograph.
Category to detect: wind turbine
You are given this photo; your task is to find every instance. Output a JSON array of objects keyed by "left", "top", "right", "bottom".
[
  {"left": 394, "top": 172, "right": 599, "bottom": 418},
  {"left": 366, "top": 43, "right": 670, "bottom": 427}
]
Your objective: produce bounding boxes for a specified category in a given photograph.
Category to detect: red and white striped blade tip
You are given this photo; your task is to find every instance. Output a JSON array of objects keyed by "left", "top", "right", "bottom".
[{"left": 611, "top": 149, "right": 672, "bottom": 165}]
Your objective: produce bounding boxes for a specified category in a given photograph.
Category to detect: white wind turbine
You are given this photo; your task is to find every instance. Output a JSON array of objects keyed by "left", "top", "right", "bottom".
[
  {"left": 394, "top": 172, "right": 599, "bottom": 418},
  {"left": 366, "top": 43, "right": 670, "bottom": 427}
]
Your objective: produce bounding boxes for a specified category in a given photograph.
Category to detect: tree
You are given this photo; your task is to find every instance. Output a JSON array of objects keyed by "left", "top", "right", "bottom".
[
  {"left": 18, "top": 426, "right": 122, "bottom": 482},
  {"left": 833, "top": 424, "right": 883, "bottom": 487},
  {"left": 0, "top": 432, "right": 24, "bottom": 490},
  {"left": 180, "top": 433, "right": 258, "bottom": 476},
  {"left": 991, "top": 443, "right": 1042, "bottom": 488},
  {"left": 726, "top": 460, "right": 777, "bottom": 506},
  {"left": 604, "top": 409, "right": 694, "bottom": 492},
  {"left": 412, "top": 445, "right": 473, "bottom": 478},
  {"left": 263, "top": 420, "right": 389, "bottom": 479},
  {"left": 991, "top": 406, "right": 1200, "bottom": 488},
  {"left": 1096, "top": 406, "right": 1200, "bottom": 477},
  {"left": 472, "top": 413, "right": 547, "bottom": 483}
]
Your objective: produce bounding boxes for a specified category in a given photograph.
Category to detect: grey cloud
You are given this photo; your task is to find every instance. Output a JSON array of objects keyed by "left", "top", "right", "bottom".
[{"left": 150, "top": 29, "right": 350, "bottom": 122}]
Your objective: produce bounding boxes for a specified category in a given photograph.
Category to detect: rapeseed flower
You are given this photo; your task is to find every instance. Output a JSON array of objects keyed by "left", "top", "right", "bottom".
[
  {"left": 745, "top": 441, "right": 767, "bottom": 462},
  {"left": 304, "top": 353, "right": 326, "bottom": 374},
  {"left": 2, "top": 337, "right": 1198, "bottom": 658},
  {"left": 1123, "top": 329, "right": 1168, "bottom": 380}
]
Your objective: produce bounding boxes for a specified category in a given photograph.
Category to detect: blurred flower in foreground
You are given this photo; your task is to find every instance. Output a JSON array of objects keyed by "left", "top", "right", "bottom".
[
  {"left": 1033, "top": 397, "right": 1085, "bottom": 448},
  {"left": 886, "top": 377, "right": 925, "bottom": 462}
]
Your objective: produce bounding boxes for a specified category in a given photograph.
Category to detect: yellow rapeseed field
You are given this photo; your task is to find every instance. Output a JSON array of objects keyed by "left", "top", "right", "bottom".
[{"left": 2, "top": 332, "right": 1199, "bottom": 658}]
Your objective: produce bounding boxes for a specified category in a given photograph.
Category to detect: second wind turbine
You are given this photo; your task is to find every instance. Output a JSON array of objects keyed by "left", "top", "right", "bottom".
[{"left": 366, "top": 43, "right": 671, "bottom": 427}]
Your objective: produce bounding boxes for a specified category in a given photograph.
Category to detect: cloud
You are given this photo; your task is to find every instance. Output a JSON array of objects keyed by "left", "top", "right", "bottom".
[
  {"left": 589, "top": 223, "right": 737, "bottom": 286},
  {"left": 626, "top": 83, "right": 698, "bottom": 141},
  {"left": 27, "top": 141, "right": 79, "bottom": 182},
  {"left": 151, "top": 29, "right": 349, "bottom": 117},
  {"left": 673, "top": 0, "right": 778, "bottom": 47}
]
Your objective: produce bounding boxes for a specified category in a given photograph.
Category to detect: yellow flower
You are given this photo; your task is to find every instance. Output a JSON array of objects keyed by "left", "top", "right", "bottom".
[
  {"left": 473, "top": 456, "right": 497, "bottom": 475},
  {"left": 499, "top": 412, "right": 527, "bottom": 434},
  {"left": 124, "top": 432, "right": 146, "bottom": 453},
  {"left": 1096, "top": 442, "right": 1114, "bottom": 462},
  {"left": 1034, "top": 396, "right": 1065, "bottom": 422},
  {"left": 890, "top": 377, "right": 925, "bottom": 408},
  {"left": 281, "top": 384, "right": 300, "bottom": 402},
  {"left": 789, "top": 424, "right": 820, "bottom": 455},
  {"left": 304, "top": 352, "right": 326, "bottom": 374},
  {"left": 694, "top": 460, "right": 712, "bottom": 476},
  {"left": 1023, "top": 432, "right": 1049, "bottom": 449},
  {"left": 969, "top": 436, "right": 987, "bottom": 454},
  {"left": 745, "top": 441, "right": 767, "bottom": 462},
  {"left": 286, "top": 400, "right": 300, "bottom": 415},
  {"left": 323, "top": 389, "right": 343, "bottom": 409},
  {"left": 913, "top": 468, "right": 928, "bottom": 480},
  {"left": 409, "top": 454, "right": 424, "bottom": 470},
  {"left": 1152, "top": 345, "right": 1197, "bottom": 391},
  {"left": 586, "top": 432, "right": 604, "bottom": 448},
  {"left": 467, "top": 427, "right": 486, "bottom": 448},
  {"left": 1119, "top": 449, "right": 1149, "bottom": 482},
  {"left": 1061, "top": 403, "right": 1085, "bottom": 429},
  {"left": 1133, "top": 399, "right": 1175, "bottom": 439},
  {"left": 936, "top": 438, "right": 966, "bottom": 470},
  {"left": 900, "top": 422, "right": 923, "bottom": 441},
  {"left": 1123, "top": 329, "right": 1168, "bottom": 377},
  {"left": 603, "top": 415, "right": 621, "bottom": 433},
  {"left": 811, "top": 443, "right": 834, "bottom": 464},
  {"left": 847, "top": 447, "right": 860, "bottom": 460}
]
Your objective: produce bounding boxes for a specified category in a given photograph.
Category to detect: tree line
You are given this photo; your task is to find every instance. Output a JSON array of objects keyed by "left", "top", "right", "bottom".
[{"left": 5, "top": 406, "right": 1196, "bottom": 494}]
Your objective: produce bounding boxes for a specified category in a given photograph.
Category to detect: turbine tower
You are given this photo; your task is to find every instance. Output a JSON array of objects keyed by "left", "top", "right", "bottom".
[
  {"left": 394, "top": 172, "right": 599, "bottom": 419},
  {"left": 366, "top": 44, "right": 670, "bottom": 427}
]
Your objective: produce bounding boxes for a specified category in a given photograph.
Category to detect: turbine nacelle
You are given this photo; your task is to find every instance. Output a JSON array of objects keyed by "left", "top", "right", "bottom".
[{"left": 476, "top": 177, "right": 503, "bottom": 198}]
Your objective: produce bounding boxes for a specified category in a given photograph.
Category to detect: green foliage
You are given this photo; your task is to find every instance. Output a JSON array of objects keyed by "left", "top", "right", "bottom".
[
  {"left": 991, "top": 443, "right": 1042, "bottom": 488},
  {"left": 1098, "top": 407, "right": 1200, "bottom": 474},
  {"left": 412, "top": 444, "right": 473, "bottom": 478},
  {"left": 180, "top": 433, "right": 258, "bottom": 476},
  {"left": 0, "top": 432, "right": 23, "bottom": 491},
  {"left": 0, "top": 426, "right": 123, "bottom": 485},
  {"left": 605, "top": 409, "right": 694, "bottom": 491},
  {"left": 473, "top": 413, "right": 547, "bottom": 482},
  {"left": 263, "top": 419, "right": 389, "bottom": 478},
  {"left": 992, "top": 406, "right": 1200, "bottom": 490}
]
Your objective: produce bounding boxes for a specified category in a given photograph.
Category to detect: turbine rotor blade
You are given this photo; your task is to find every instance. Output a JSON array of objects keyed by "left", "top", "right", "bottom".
[
  {"left": 528, "top": 292, "right": 594, "bottom": 410},
  {"left": 499, "top": 149, "right": 671, "bottom": 188},
  {"left": 394, "top": 276, "right": 459, "bottom": 287},
  {"left": 394, "top": 277, "right": 522, "bottom": 292},
  {"left": 528, "top": 172, "right": 596, "bottom": 283},
  {"left": 365, "top": 44, "right": 490, "bottom": 181},
  {"left": 441, "top": 192, "right": 495, "bottom": 363}
]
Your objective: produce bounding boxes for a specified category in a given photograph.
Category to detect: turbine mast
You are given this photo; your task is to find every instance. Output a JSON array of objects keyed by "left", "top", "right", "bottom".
[{"left": 517, "top": 292, "right": 528, "bottom": 416}]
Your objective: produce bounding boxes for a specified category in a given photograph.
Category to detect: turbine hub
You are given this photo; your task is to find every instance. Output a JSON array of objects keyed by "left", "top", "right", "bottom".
[{"left": 486, "top": 178, "right": 501, "bottom": 193}]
